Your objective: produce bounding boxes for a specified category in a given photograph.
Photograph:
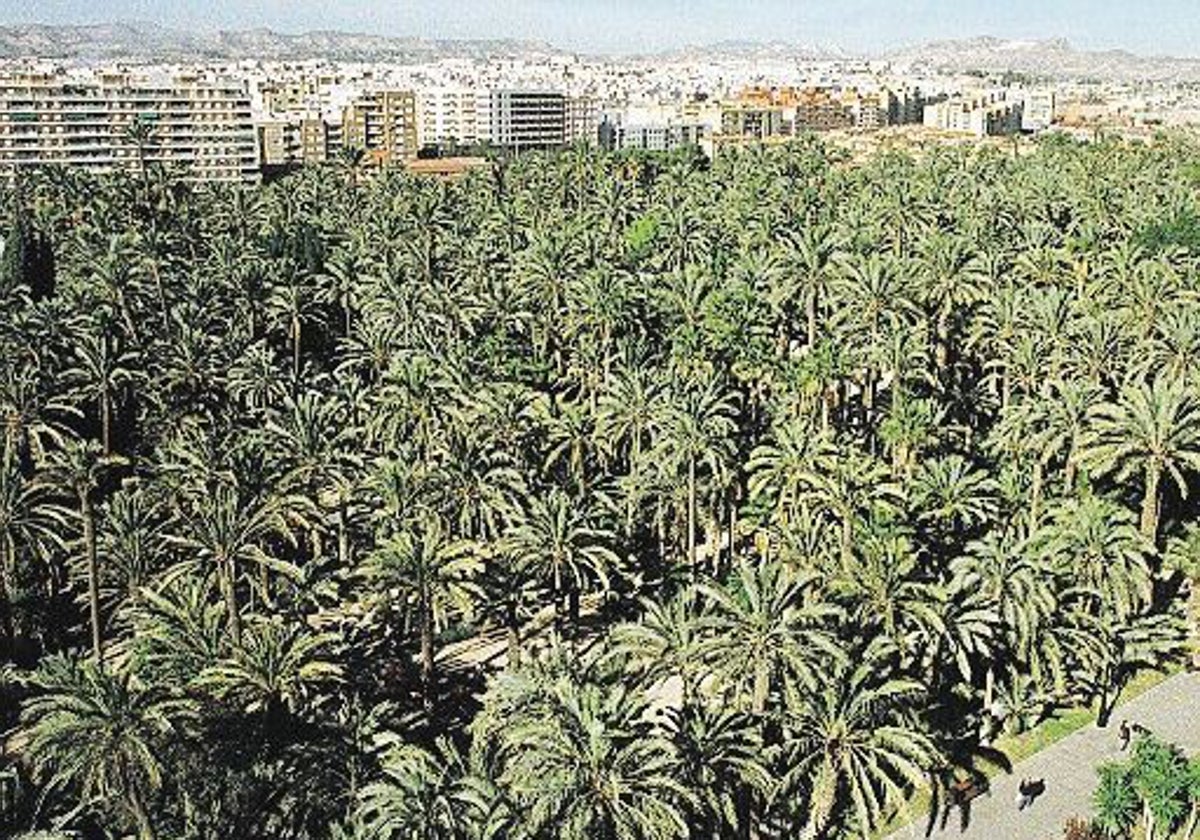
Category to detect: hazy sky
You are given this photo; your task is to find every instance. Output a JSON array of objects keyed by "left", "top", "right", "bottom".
[{"left": 4, "top": 0, "right": 1199, "bottom": 56}]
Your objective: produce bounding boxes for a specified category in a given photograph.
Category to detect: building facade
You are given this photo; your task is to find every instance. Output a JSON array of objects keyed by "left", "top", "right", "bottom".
[
  {"left": 601, "top": 121, "right": 710, "bottom": 152},
  {"left": 342, "top": 89, "right": 418, "bottom": 165},
  {"left": 484, "top": 90, "right": 567, "bottom": 150},
  {"left": 1023, "top": 90, "right": 1057, "bottom": 131},
  {"left": 924, "top": 90, "right": 1024, "bottom": 138},
  {"left": 416, "top": 87, "right": 482, "bottom": 150},
  {"left": 0, "top": 71, "right": 259, "bottom": 182}
]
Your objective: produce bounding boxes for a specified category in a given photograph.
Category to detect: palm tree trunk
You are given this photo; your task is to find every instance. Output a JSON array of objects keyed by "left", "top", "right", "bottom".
[
  {"left": 100, "top": 387, "right": 112, "bottom": 456},
  {"left": 128, "top": 785, "right": 156, "bottom": 840},
  {"left": 0, "top": 530, "right": 13, "bottom": 656},
  {"left": 81, "top": 490, "right": 102, "bottom": 662},
  {"left": 221, "top": 554, "right": 242, "bottom": 646},
  {"left": 506, "top": 601, "right": 521, "bottom": 667},
  {"left": 338, "top": 504, "right": 350, "bottom": 568},
  {"left": 291, "top": 316, "right": 302, "bottom": 382},
  {"left": 420, "top": 590, "right": 435, "bottom": 712},
  {"left": 806, "top": 290, "right": 818, "bottom": 349},
  {"left": 688, "top": 457, "right": 697, "bottom": 574},
  {"left": 553, "top": 562, "right": 564, "bottom": 638},
  {"left": 752, "top": 661, "right": 770, "bottom": 714},
  {"left": 1142, "top": 463, "right": 1161, "bottom": 543},
  {"left": 799, "top": 760, "right": 837, "bottom": 840}
]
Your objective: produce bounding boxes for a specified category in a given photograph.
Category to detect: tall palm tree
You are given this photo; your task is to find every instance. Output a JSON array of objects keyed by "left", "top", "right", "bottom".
[
  {"left": 20, "top": 653, "right": 194, "bottom": 840},
  {"left": 357, "top": 520, "right": 480, "bottom": 710},
  {"left": 1081, "top": 375, "right": 1200, "bottom": 542},
  {"left": 45, "top": 437, "right": 124, "bottom": 661},
  {"left": 777, "top": 646, "right": 940, "bottom": 840},
  {"left": 503, "top": 488, "right": 619, "bottom": 637},
  {"left": 698, "top": 560, "right": 842, "bottom": 714}
]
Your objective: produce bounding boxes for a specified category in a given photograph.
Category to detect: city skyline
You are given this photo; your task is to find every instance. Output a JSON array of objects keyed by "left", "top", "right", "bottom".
[{"left": 2, "top": 0, "right": 1199, "bottom": 57}]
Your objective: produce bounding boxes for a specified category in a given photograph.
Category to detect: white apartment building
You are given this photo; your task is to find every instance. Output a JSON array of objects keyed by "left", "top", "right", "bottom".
[
  {"left": 565, "top": 96, "right": 600, "bottom": 146},
  {"left": 601, "top": 120, "right": 710, "bottom": 152},
  {"left": 417, "top": 86, "right": 482, "bottom": 149},
  {"left": 0, "top": 71, "right": 259, "bottom": 182},
  {"left": 1023, "top": 90, "right": 1057, "bottom": 131},
  {"left": 924, "top": 90, "right": 1024, "bottom": 138},
  {"left": 484, "top": 89, "right": 567, "bottom": 150}
]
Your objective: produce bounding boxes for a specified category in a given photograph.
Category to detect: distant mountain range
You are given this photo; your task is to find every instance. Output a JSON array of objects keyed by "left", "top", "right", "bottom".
[
  {"left": 1, "top": 23, "right": 1198, "bottom": 82},
  {"left": 885, "top": 35, "right": 1200, "bottom": 82},
  {"left": 0, "top": 22, "right": 555, "bottom": 62}
]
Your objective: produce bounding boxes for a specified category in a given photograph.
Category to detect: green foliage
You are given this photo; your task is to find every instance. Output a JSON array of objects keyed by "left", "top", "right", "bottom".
[{"left": 1, "top": 136, "right": 1199, "bottom": 839}]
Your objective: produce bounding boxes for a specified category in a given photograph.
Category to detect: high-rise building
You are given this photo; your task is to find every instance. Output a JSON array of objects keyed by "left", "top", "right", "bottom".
[
  {"left": 342, "top": 89, "right": 418, "bottom": 165},
  {"left": 299, "top": 115, "right": 340, "bottom": 164},
  {"left": 0, "top": 71, "right": 259, "bottom": 182},
  {"left": 417, "top": 87, "right": 482, "bottom": 150},
  {"left": 793, "top": 88, "right": 853, "bottom": 132},
  {"left": 566, "top": 96, "right": 600, "bottom": 146},
  {"left": 257, "top": 119, "right": 300, "bottom": 169},
  {"left": 483, "top": 90, "right": 567, "bottom": 150}
]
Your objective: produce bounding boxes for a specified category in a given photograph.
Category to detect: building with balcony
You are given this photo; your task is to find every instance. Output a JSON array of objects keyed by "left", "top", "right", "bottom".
[
  {"left": 417, "top": 86, "right": 483, "bottom": 150},
  {"left": 923, "top": 90, "right": 1024, "bottom": 137},
  {"left": 484, "top": 89, "right": 567, "bottom": 151},
  {"left": 0, "top": 71, "right": 259, "bottom": 182},
  {"left": 342, "top": 89, "right": 418, "bottom": 166}
]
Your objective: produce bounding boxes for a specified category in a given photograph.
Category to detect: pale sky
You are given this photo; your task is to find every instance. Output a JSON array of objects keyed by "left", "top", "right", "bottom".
[{"left": 3, "top": 0, "right": 1198, "bottom": 56}]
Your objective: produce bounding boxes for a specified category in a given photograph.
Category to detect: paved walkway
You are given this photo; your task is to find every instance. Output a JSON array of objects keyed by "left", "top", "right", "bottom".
[{"left": 886, "top": 670, "right": 1200, "bottom": 840}]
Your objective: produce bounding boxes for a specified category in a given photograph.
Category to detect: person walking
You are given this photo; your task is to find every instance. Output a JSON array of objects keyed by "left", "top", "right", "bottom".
[
  {"left": 1119, "top": 719, "right": 1132, "bottom": 751},
  {"left": 1015, "top": 779, "right": 1031, "bottom": 811}
]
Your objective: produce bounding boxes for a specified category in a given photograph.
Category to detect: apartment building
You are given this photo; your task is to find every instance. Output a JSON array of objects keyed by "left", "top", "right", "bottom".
[
  {"left": 1023, "top": 90, "right": 1057, "bottom": 131},
  {"left": 417, "top": 86, "right": 482, "bottom": 150},
  {"left": 600, "top": 120, "right": 710, "bottom": 152},
  {"left": 257, "top": 119, "right": 299, "bottom": 168},
  {"left": 300, "top": 115, "right": 340, "bottom": 164},
  {"left": 720, "top": 104, "right": 786, "bottom": 140},
  {"left": 888, "top": 85, "right": 929, "bottom": 125},
  {"left": 793, "top": 88, "right": 853, "bottom": 132},
  {"left": 565, "top": 96, "right": 600, "bottom": 146},
  {"left": 342, "top": 89, "right": 418, "bottom": 165},
  {"left": 0, "top": 71, "right": 259, "bottom": 182},
  {"left": 924, "top": 90, "right": 1024, "bottom": 138},
  {"left": 484, "top": 90, "right": 567, "bottom": 150},
  {"left": 850, "top": 90, "right": 895, "bottom": 130}
]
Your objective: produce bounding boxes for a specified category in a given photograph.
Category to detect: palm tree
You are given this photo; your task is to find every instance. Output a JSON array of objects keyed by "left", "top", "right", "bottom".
[
  {"left": 777, "top": 647, "right": 940, "bottom": 840},
  {"left": 20, "top": 653, "right": 194, "bottom": 840},
  {"left": 1081, "top": 375, "right": 1200, "bottom": 542},
  {"left": 653, "top": 380, "right": 738, "bottom": 571},
  {"left": 354, "top": 736, "right": 489, "bottom": 840},
  {"left": 490, "top": 675, "right": 693, "bottom": 840},
  {"left": 666, "top": 702, "right": 773, "bottom": 840},
  {"left": 196, "top": 615, "right": 342, "bottom": 728},
  {"left": 0, "top": 451, "right": 69, "bottom": 655},
  {"left": 503, "top": 488, "right": 619, "bottom": 637},
  {"left": 611, "top": 590, "right": 705, "bottom": 700},
  {"left": 45, "top": 437, "right": 124, "bottom": 661},
  {"left": 357, "top": 520, "right": 480, "bottom": 710},
  {"left": 168, "top": 482, "right": 294, "bottom": 646},
  {"left": 698, "top": 560, "right": 842, "bottom": 714}
]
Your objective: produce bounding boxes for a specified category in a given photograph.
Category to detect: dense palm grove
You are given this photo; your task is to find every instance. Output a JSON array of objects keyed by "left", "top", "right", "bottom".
[{"left": 1, "top": 134, "right": 1199, "bottom": 840}]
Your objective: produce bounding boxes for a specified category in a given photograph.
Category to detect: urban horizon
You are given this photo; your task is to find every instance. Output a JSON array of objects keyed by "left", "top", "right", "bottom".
[{"left": 2, "top": 0, "right": 1199, "bottom": 58}]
